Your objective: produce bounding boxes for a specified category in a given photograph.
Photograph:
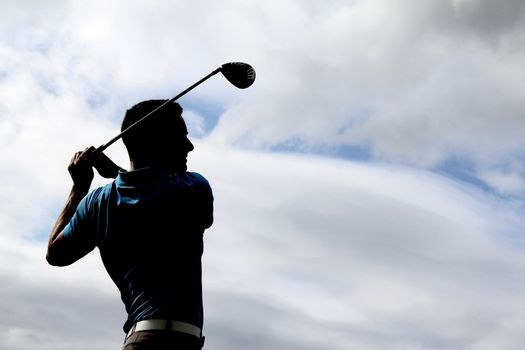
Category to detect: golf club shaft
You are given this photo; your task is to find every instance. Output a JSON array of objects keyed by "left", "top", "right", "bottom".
[{"left": 95, "top": 67, "right": 222, "bottom": 154}]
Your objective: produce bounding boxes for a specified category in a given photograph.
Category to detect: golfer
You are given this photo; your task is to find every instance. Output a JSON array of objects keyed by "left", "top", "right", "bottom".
[{"left": 46, "top": 100, "right": 213, "bottom": 349}]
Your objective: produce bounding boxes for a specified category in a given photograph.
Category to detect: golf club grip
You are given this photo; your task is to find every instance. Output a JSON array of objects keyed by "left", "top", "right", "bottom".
[{"left": 95, "top": 67, "right": 222, "bottom": 155}]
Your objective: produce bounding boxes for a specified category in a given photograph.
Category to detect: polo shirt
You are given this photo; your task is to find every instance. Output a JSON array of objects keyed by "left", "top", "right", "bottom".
[{"left": 63, "top": 168, "right": 213, "bottom": 332}]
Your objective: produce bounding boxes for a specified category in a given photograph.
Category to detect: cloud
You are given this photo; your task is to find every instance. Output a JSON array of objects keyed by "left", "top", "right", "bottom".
[
  {"left": 205, "top": 0, "right": 525, "bottom": 174},
  {"left": 478, "top": 161, "right": 525, "bottom": 197},
  {"left": 2, "top": 0, "right": 523, "bottom": 180},
  {"left": 192, "top": 144, "right": 525, "bottom": 349},
  {"left": 2, "top": 144, "right": 525, "bottom": 349},
  {"left": 447, "top": 0, "right": 525, "bottom": 42},
  {"left": 0, "top": 234, "right": 124, "bottom": 350}
]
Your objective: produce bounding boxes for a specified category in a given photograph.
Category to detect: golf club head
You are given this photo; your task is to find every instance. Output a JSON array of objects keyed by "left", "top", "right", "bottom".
[{"left": 221, "top": 62, "right": 256, "bottom": 89}]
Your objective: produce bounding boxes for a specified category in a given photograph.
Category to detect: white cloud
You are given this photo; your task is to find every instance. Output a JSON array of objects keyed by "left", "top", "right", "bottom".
[
  {"left": 3, "top": 144, "right": 524, "bottom": 349},
  {"left": 479, "top": 162, "right": 525, "bottom": 197},
  {"left": 2, "top": 0, "right": 523, "bottom": 179},
  {"left": 205, "top": 0, "right": 525, "bottom": 177},
  {"left": 184, "top": 109, "right": 208, "bottom": 138},
  {"left": 191, "top": 144, "right": 525, "bottom": 349}
]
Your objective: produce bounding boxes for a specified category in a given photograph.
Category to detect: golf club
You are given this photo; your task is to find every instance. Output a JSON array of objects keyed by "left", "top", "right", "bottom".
[{"left": 94, "top": 62, "right": 256, "bottom": 154}]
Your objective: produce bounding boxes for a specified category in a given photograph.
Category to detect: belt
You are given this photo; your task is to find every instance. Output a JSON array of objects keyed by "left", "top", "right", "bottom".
[{"left": 127, "top": 319, "right": 202, "bottom": 340}]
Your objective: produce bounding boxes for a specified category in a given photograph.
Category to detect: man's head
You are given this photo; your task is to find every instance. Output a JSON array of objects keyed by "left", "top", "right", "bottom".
[{"left": 121, "top": 100, "right": 194, "bottom": 173}]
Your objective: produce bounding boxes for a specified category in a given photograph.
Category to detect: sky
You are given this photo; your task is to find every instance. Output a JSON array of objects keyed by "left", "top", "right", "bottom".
[{"left": 1, "top": 0, "right": 525, "bottom": 349}]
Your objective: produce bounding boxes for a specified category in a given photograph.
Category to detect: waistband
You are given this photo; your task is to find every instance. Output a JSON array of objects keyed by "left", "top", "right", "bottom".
[{"left": 127, "top": 319, "right": 202, "bottom": 340}]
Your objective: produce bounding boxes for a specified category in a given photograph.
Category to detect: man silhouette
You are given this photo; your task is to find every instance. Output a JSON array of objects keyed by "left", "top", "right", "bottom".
[{"left": 46, "top": 100, "right": 213, "bottom": 349}]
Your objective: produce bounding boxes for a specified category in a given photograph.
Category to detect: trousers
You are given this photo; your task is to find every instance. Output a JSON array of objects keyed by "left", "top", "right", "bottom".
[{"left": 122, "top": 330, "right": 203, "bottom": 350}]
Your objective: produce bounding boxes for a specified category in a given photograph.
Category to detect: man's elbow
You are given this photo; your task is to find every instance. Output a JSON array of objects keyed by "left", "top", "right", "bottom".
[
  {"left": 45, "top": 251, "right": 61, "bottom": 266},
  {"left": 46, "top": 249, "right": 70, "bottom": 267}
]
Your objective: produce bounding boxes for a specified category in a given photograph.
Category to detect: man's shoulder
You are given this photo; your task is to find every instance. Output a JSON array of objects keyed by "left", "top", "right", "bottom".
[
  {"left": 84, "top": 182, "right": 115, "bottom": 206},
  {"left": 182, "top": 172, "right": 213, "bottom": 197},
  {"left": 185, "top": 171, "right": 210, "bottom": 184}
]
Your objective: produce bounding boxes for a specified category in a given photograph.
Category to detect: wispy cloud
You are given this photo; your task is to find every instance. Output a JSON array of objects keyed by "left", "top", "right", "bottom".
[{"left": 2, "top": 145, "right": 525, "bottom": 349}]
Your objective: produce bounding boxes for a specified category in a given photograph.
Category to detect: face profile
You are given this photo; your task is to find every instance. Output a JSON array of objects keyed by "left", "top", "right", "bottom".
[
  {"left": 168, "top": 114, "right": 194, "bottom": 173},
  {"left": 121, "top": 100, "right": 193, "bottom": 173}
]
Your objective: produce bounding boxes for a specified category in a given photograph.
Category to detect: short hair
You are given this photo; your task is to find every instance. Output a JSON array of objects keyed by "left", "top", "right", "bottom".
[{"left": 121, "top": 99, "right": 184, "bottom": 161}]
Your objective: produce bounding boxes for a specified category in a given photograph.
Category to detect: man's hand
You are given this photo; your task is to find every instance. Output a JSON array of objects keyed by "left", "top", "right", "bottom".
[
  {"left": 68, "top": 147, "right": 95, "bottom": 192},
  {"left": 91, "top": 148, "right": 124, "bottom": 179},
  {"left": 68, "top": 146, "right": 124, "bottom": 184}
]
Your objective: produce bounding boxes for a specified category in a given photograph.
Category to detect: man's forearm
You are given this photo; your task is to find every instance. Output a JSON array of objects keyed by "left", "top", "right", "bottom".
[
  {"left": 47, "top": 147, "right": 95, "bottom": 265},
  {"left": 47, "top": 185, "right": 89, "bottom": 247}
]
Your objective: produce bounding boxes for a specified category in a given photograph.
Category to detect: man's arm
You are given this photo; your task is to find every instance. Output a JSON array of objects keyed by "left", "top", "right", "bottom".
[
  {"left": 46, "top": 185, "right": 91, "bottom": 266},
  {"left": 47, "top": 148, "right": 94, "bottom": 266},
  {"left": 46, "top": 147, "right": 122, "bottom": 266}
]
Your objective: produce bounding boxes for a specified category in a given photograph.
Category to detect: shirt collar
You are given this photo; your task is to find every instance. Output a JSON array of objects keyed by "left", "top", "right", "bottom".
[{"left": 115, "top": 167, "right": 173, "bottom": 186}]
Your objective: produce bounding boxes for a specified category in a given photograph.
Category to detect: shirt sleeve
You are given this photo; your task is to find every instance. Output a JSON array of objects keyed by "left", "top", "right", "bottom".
[
  {"left": 199, "top": 178, "right": 214, "bottom": 229},
  {"left": 62, "top": 188, "right": 101, "bottom": 253},
  {"left": 189, "top": 172, "right": 214, "bottom": 229}
]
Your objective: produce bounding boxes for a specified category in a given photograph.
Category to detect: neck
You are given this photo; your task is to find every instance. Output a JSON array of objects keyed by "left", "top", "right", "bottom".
[
  {"left": 129, "top": 160, "right": 150, "bottom": 171},
  {"left": 129, "top": 160, "right": 181, "bottom": 174}
]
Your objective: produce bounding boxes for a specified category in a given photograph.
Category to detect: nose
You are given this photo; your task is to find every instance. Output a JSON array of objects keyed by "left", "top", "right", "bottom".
[{"left": 185, "top": 137, "right": 194, "bottom": 153}]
